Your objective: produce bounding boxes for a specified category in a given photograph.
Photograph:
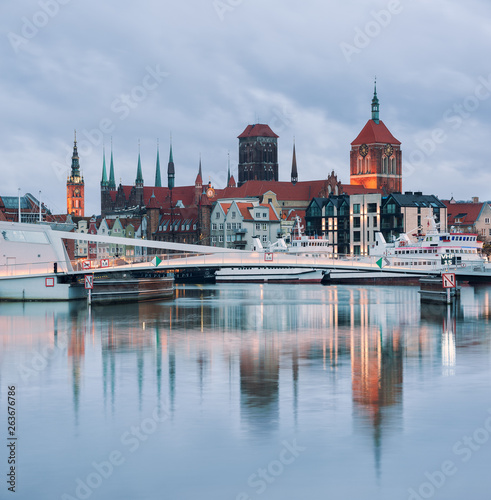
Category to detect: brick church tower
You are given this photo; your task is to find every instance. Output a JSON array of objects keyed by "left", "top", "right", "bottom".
[
  {"left": 350, "top": 83, "right": 402, "bottom": 194},
  {"left": 237, "top": 124, "right": 279, "bottom": 186},
  {"left": 67, "top": 132, "right": 84, "bottom": 216}
]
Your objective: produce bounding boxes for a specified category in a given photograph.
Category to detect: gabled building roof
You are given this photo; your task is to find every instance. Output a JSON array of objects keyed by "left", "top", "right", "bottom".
[
  {"left": 351, "top": 119, "right": 401, "bottom": 146},
  {"left": 443, "top": 200, "right": 484, "bottom": 225}
]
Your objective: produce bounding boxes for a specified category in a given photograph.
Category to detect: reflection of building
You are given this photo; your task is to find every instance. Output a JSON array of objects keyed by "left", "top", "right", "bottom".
[
  {"left": 240, "top": 339, "right": 280, "bottom": 432},
  {"left": 351, "top": 324, "right": 403, "bottom": 476}
]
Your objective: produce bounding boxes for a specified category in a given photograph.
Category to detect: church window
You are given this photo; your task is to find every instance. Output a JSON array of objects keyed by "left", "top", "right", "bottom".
[{"left": 383, "top": 156, "right": 388, "bottom": 174}]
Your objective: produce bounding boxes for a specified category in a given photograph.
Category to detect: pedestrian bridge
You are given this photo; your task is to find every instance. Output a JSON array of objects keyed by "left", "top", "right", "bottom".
[{"left": 1, "top": 222, "right": 489, "bottom": 282}]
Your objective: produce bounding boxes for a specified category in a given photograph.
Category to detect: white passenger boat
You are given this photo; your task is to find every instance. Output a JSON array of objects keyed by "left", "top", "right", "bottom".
[{"left": 369, "top": 216, "right": 487, "bottom": 270}]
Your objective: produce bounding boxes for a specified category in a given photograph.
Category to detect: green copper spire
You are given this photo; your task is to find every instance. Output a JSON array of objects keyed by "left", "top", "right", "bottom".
[
  {"left": 371, "top": 78, "right": 380, "bottom": 124},
  {"left": 101, "top": 146, "right": 108, "bottom": 188},
  {"left": 155, "top": 141, "right": 162, "bottom": 187},
  {"left": 136, "top": 141, "right": 144, "bottom": 187},
  {"left": 108, "top": 139, "right": 116, "bottom": 190}
]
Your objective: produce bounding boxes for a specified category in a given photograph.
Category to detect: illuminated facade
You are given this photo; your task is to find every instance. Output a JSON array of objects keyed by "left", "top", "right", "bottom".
[{"left": 66, "top": 133, "right": 84, "bottom": 217}]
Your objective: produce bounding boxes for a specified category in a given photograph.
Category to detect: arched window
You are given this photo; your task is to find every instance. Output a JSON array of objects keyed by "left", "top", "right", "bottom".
[{"left": 383, "top": 156, "right": 388, "bottom": 174}]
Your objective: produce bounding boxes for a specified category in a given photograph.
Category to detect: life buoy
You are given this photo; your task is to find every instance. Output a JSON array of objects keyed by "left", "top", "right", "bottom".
[{"left": 400, "top": 241, "right": 406, "bottom": 247}]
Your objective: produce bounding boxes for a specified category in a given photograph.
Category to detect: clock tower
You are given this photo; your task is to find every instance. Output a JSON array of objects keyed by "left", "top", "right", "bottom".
[
  {"left": 350, "top": 83, "right": 402, "bottom": 194},
  {"left": 67, "top": 132, "right": 85, "bottom": 216}
]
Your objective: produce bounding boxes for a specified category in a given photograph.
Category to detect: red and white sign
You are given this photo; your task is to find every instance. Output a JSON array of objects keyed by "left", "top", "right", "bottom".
[
  {"left": 84, "top": 275, "right": 93, "bottom": 290},
  {"left": 100, "top": 259, "right": 109, "bottom": 268},
  {"left": 442, "top": 273, "right": 456, "bottom": 289},
  {"left": 82, "top": 260, "right": 91, "bottom": 270},
  {"left": 264, "top": 252, "right": 273, "bottom": 262},
  {"left": 45, "top": 277, "right": 55, "bottom": 287}
]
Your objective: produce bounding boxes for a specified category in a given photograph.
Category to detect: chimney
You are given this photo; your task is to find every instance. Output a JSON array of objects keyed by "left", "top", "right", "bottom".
[{"left": 472, "top": 196, "right": 479, "bottom": 203}]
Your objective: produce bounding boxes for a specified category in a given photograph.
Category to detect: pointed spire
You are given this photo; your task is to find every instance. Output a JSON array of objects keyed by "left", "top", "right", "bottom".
[
  {"left": 136, "top": 140, "right": 144, "bottom": 187},
  {"left": 70, "top": 130, "right": 81, "bottom": 179},
  {"left": 371, "top": 77, "right": 380, "bottom": 124},
  {"left": 195, "top": 154, "right": 203, "bottom": 186},
  {"left": 101, "top": 145, "right": 108, "bottom": 188},
  {"left": 108, "top": 139, "right": 116, "bottom": 190},
  {"left": 167, "top": 136, "right": 175, "bottom": 190},
  {"left": 155, "top": 139, "right": 162, "bottom": 187},
  {"left": 291, "top": 139, "right": 298, "bottom": 185},
  {"left": 227, "top": 151, "right": 231, "bottom": 186}
]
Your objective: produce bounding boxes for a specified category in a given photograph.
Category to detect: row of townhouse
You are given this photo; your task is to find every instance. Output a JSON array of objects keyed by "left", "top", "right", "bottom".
[
  {"left": 73, "top": 216, "right": 146, "bottom": 260},
  {"left": 305, "top": 191, "right": 447, "bottom": 256},
  {"left": 210, "top": 199, "right": 280, "bottom": 249}
]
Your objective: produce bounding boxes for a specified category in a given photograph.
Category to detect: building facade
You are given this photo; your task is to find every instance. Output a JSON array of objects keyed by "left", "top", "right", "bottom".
[
  {"left": 350, "top": 83, "right": 402, "bottom": 194},
  {"left": 237, "top": 124, "right": 279, "bottom": 186},
  {"left": 67, "top": 134, "right": 85, "bottom": 217}
]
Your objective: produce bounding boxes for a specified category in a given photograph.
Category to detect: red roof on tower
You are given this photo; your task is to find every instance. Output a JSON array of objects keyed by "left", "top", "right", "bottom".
[
  {"left": 238, "top": 124, "right": 279, "bottom": 139},
  {"left": 351, "top": 120, "right": 401, "bottom": 146}
]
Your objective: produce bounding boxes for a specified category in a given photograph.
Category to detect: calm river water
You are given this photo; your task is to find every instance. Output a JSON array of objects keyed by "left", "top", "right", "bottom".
[{"left": 1, "top": 283, "right": 491, "bottom": 500}]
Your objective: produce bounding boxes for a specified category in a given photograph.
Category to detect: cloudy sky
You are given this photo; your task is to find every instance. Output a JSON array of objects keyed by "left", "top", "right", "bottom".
[{"left": 2, "top": 0, "right": 491, "bottom": 216}]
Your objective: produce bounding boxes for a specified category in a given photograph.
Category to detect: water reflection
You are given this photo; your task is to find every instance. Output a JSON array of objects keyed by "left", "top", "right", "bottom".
[{"left": 1, "top": 284, "right": 491, "bottom": 498}]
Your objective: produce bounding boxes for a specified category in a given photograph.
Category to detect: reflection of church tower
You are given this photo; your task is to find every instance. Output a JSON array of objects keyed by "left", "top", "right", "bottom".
[
  {"left": 240, "top": 340, "right": 280, "bottom": 433},
  {"left": 350, "top": 82, "right": 402, "bottom": 194},
  {"left": 67, "top": 309, "right": 86, "bottom": 426},
  {"left": 351, "top": 325, "right": 403, "bottom": 477},
  {"left": 237, "top": 124, "right": 279, "bottom": 186},
  {"left": 67, "top": 131, "right": 85, "bottom": 216}
]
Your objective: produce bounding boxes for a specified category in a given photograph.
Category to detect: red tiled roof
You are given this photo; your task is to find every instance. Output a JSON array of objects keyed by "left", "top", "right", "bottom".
[
  {"left": 219, "top": 180, "right": 378, "bottom": 202},
  {"left": 351, "top": 119, "right": 401, "bottom": 146},
  {"left": 442, "top": 201, "right": 484, "bottom": 225},
  {"left": 259, "top": 204, "right": 279, "bottom": 221},
  {"left": 238, "top": 124, "right": 279, "bottom": 139}
]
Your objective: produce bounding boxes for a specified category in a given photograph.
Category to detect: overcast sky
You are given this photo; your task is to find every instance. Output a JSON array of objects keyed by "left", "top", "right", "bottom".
[{"left": 2, "top": 0, "right": 491, "bottom": 215}]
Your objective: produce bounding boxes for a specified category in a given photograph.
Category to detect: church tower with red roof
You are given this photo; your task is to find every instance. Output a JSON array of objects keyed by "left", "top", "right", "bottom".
[
  {"left": 350, "top": 83, "right": 402, "bottom": 194},
  {"left": 237, "top": 124, "right": 279, "bottom": 186}
]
